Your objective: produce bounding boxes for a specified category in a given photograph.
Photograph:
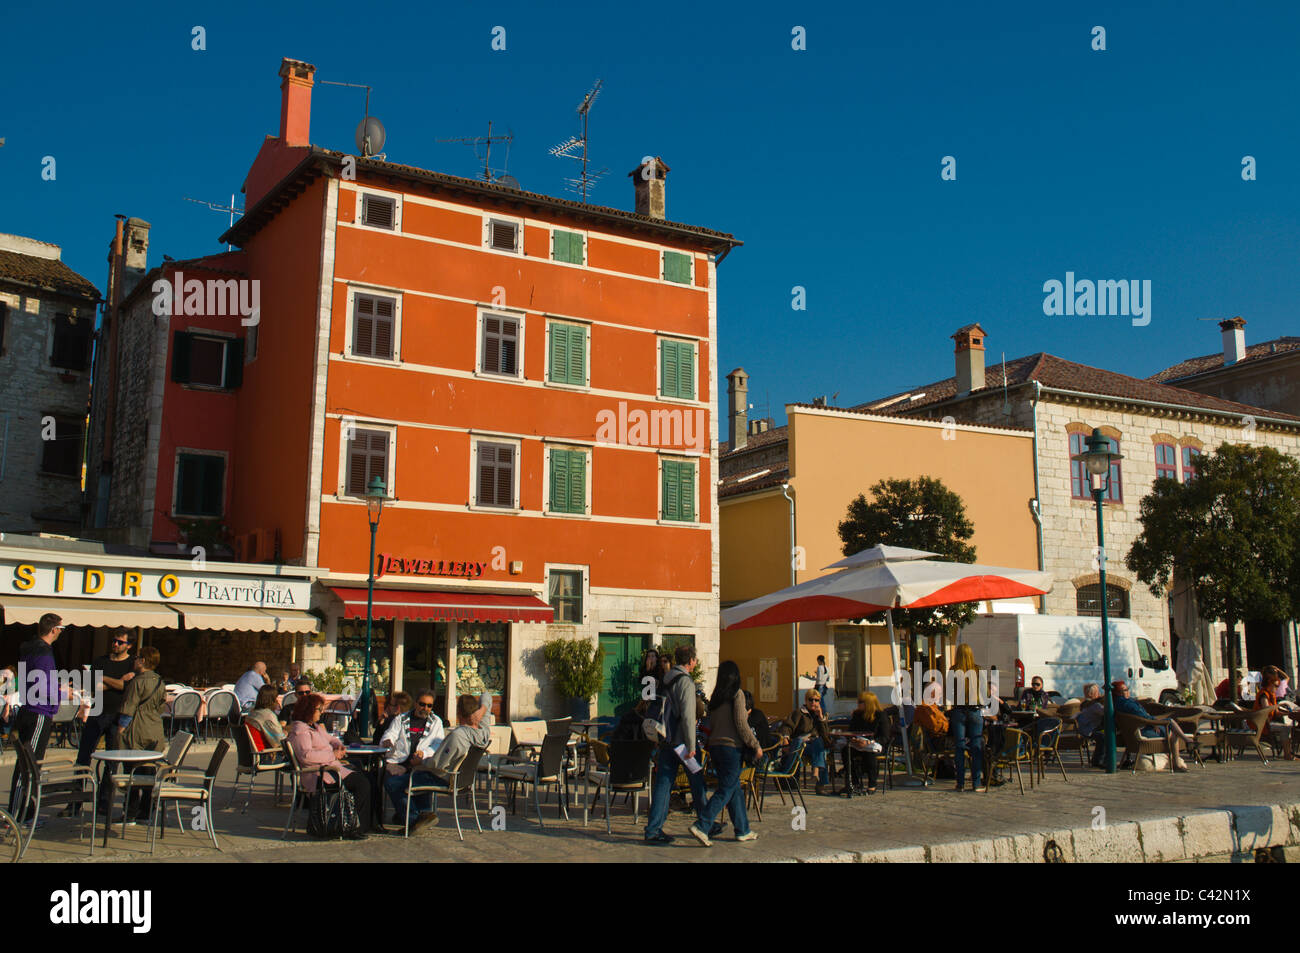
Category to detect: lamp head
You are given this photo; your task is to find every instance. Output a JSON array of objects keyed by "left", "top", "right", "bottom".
[{"left": 365, "top": 475, "right": 387, "bottom": 524}]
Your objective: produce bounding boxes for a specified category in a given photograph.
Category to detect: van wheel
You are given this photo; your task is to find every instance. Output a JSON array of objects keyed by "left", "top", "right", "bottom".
[{"left": 1159, "top": 691, "right": 1179, "bottom": 706}]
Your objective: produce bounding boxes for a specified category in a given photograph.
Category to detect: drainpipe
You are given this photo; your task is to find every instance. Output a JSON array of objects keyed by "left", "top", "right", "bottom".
[
  {"left": 1029, "top": 380, "right": 1046, "bottom": 613},
  {"left": 782, "top": 481, "right": 797, "bottom": 710}
]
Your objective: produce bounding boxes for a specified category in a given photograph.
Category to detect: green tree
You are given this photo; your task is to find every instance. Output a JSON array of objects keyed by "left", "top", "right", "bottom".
[
  {"left": 836, "top": 476, "right": 978, "bottom": 638},
  {"left": 1126, "top": 442, "right": 1300, "bottom": 696}
]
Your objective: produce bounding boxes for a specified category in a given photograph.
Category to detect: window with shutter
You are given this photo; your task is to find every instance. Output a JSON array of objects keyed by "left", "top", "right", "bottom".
[
  {"left": 476, "top": 442, "right": 515, "bottom": 508},
  {"left": 548, "top": 322, "right": 586, "bottom": 385},
  {"left": 488, "top": 219, "right": 518, "bottom": 252},
  {"left": 39, "top": 415, "right": 83, "bottom": 477},
  {"left": 362, "top": 195, "right": 396, "bottom": 229},
  {"left": 51, "top": 313, "right": 92, "bottom": 371},
  {"left": 481, "top": 314, "right": 519, "bottom": 375},
  {"left": 663, "top": 251, "right": 693, "bottom": 284},
  {"left": 346, "top": 429, "right": 390, "bottom": 497},
  {"left": 549, "top": 449, "right": 586, "bottom": 514},
  {"left": 661, "top": 459, "right": 696, "bottom": 522},
  {"left": 187, "top": 336, "right": 227, "bottom": 387},
  {"left": 175, "top": 453, "right": 225, "bottom": 517},
  {"left": 352, "top": 294, "right": 396, "bottom": 360},
  {"left": 552, "top": 230, "right": 584, "bottom": 264},
  {"left": 660, "top": 339, "right": 694, "bottom": 399}
]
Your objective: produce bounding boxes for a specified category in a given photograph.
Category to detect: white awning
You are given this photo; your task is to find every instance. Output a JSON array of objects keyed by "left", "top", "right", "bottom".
[
  {"left": 0, "top": 595, "right": 180, "bottom": 629},
  {"left": 168, "top": 604, "right": 320, "bottom": 634}
]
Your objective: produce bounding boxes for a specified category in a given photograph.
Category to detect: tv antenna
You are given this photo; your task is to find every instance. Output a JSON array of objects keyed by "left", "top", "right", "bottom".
[
  {"left": 548, "top": 79, "right": 608, "bottom": 201},
  {"left": 184, "top": 194, "right": 244, "bottom": 250},
  {"left": 319, "top": 79, "right": 386, "bottom": 159},
  {"left": 438, "top": 121, "right": 515, "bottom": 185}
]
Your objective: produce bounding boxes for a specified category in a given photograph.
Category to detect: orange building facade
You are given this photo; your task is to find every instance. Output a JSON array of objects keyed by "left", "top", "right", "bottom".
[{"left": 206, "top": 59, "right": 739, "bottom": 718}]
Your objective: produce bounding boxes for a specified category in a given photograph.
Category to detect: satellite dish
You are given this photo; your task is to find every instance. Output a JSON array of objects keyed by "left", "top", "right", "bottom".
[
  {"left": 497, "top": 174, "right": 520, "bottom": 190},
  {"left": 355, "top": 116, "right": 386, "bottom": 157}
]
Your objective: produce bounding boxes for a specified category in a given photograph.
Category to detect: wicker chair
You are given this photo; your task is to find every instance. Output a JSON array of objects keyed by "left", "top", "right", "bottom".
[
  {"left": 1221, "top": 707, "right": 1272, "bottom": 764},
  {"left": 1114, "top": 713, "right": 1183, "bottom": 774},
  {"left": 985, "top": 727, "right": 1033, "bottom": 794}
]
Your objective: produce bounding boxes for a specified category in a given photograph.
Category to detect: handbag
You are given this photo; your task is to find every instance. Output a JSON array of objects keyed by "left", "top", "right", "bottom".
[{"left": 306, "top": 768, "right": 361, "bottom": 839}]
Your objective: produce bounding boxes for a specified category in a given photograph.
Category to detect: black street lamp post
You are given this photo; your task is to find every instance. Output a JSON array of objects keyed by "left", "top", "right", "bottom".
[
  {"left": 1071, "top": 428, "right": 1124, "bottom": 773},
  {"left": 357, "top": 474, "right": 386, "bottom": 738}
]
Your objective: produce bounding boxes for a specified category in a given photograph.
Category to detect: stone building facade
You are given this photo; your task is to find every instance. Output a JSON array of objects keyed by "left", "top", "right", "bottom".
[{"left": 0, "top": 233, "right": 101, "bottom": 532}]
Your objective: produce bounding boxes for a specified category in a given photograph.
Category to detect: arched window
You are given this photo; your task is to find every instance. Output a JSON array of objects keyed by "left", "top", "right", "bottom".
[
  {"left": 1154, "top": 442, "right": 1177, "bottom": 481},
  {"left": 1076, "top": 583, "right": 1129, "bottom": 618}
]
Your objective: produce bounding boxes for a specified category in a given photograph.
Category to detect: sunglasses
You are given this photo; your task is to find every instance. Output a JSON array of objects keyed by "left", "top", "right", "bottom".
[
  {"left": 415, "top": 702, "right": 433, "bottom": 709},
  {"left": 112, "top": 639, "right": 131, "bottom": 646}
]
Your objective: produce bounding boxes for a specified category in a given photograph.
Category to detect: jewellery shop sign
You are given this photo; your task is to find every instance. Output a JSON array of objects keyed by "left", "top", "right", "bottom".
[{"left": 0, "top": 557, "right": 311, "bottom": 608}]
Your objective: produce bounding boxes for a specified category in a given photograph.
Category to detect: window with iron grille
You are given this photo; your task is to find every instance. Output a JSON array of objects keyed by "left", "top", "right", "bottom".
[
  {"left": 476, "top": 441, "right": 515, "bottom": 508},
  {"left": 175, "top": 452, "right": 225, "bottom": 516},
  {"left": 39, "top": 415, "right": 83, "bottom": 477},
  {"left": 50, "top": 312, "right": 92, "bottom": 371},
  {"left": 361, "top": 194, "right": 396, "bottom": 229},
  {"left": 1076, "top": 583, "right": 1129, "bottom": 618},
  {"left": 352, "top": 293, "right": 396, "bottom": 360},
  {"left": 346, "top": 428, "right": 390, "bottom": 497},
  {"left": 1154, "top": 443, "right": 1177, "bottom": 481},
  {"left": 487, "top": 219, "right": 519, "bottom": 253},
  {"left": 548, "top": 569, "right": 583, "bottom": 623},
  {"left": 1182, "top": 446, "right": 1200, "bottom": 481},
  {"left": 481, "top": 314, "right": 519, "bottom": 376}
]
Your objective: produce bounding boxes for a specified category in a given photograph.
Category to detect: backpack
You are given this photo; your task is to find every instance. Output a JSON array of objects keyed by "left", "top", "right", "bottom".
[
  {"left": 643, "top": 674, "right": 680, "bottom": 743},
  {"left": 306, "top": 769, "right": 360, "bottom": 839},
  {"left": 913, "top": 703, "right": 949, "bottom": 738}
]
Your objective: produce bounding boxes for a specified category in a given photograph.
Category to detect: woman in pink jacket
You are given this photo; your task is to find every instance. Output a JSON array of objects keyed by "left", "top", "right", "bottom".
[{"left": 286, "top": 693, "right": 372, "bottom": 837}]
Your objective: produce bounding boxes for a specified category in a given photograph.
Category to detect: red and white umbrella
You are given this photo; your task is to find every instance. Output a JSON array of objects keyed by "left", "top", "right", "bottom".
[{"left": 721, "top": 544, "right": 1053, "bottom": 631}]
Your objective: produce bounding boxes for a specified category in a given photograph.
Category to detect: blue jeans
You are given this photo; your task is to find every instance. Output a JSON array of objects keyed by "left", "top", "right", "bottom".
[
  {"left": 385, "top": 767, "right": 438, "bottom": 818},
  {"left": 950, "top": 707, "right": 984, "bottom": 787},
  {"left": 698, "top": 745, "right": 751, "bottom": 836},
  {"left": 645, "top": 744, "right": 706, "bottom": 839}
]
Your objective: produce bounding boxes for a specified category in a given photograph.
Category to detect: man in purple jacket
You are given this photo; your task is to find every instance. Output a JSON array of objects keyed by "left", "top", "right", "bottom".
[{"left": 7, "top": 613, "right": 64, "bottom": 816}]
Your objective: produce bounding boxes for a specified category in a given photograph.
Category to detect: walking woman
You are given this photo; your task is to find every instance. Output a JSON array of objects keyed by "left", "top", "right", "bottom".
[
  {"left": 949, "top": 643, "right": 986, "bottom": 791},
  {"left": 689, "top": 661, "right": 762, "bottom": 846}
]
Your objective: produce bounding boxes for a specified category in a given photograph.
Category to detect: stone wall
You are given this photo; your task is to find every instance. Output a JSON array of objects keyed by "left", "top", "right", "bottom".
[
  {"left": 104, "top": 293, "right": 167, "bottom": 535},
  {"left": 0, "top": 287, "right": 95, "bottom": 531}
]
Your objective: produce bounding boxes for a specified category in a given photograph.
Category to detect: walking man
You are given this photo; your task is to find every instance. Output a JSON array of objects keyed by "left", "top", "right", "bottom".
[
  {"left": 644, "top": 643, "right": 707, "bottom": 845},
  {"left": 8, "top": 613, "right": 63, "bottom": 817}
]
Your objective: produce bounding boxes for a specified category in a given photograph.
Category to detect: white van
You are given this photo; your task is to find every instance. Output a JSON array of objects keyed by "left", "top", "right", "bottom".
[{"left": 958, "top": 614, "right": 1180, "bottom": 704}]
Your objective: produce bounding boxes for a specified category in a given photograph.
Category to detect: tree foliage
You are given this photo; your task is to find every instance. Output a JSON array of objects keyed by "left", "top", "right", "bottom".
[
  {"left": 1126, "top": 442, "right": 1300, "bottom": 690},
  {"left": 836, "top": 476, "right": 978, "bottom": 638}
]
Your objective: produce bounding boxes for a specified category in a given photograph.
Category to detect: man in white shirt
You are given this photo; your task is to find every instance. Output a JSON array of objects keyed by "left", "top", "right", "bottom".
[{"left": 380, "top": 690, "right": 445, "bottom": 823}]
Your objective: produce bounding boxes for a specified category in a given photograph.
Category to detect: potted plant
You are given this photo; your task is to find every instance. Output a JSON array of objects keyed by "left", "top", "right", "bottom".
[{"left": 540, "top": 637, "right": 604, "bottom": 720}]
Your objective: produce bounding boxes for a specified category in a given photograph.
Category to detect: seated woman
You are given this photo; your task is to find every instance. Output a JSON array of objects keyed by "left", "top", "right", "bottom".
[
  {"left": 780, "top": 689, "right": 833, "bottom": 794},
  {"left": 244, "top": 685, "right": 288, "bottom": 760},
  {"left": 286, "top": 693, "right": 371, "bottom": 837},
  {"left": 1256, "top": 667, "right": 1294, "bottom": 759},
  {"left": 844, "top": 691, "right": 889, "bottom": 795}
]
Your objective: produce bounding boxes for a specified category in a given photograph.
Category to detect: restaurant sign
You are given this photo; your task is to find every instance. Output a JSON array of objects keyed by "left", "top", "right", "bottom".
[
  {"left": 0, "top": 558, "right": 310, "bottom": 608},
  {"left": 376, "top": 553, "right": 486, "bottom": 579}
]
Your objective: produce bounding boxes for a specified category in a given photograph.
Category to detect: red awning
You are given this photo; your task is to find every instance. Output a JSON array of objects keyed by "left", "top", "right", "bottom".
[{"left": 330, "top": 588, "right": 554, "bottom": 623}]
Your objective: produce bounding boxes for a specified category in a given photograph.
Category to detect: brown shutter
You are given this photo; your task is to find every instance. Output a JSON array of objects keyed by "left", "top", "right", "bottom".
[{"left": 495, "top": 446, "right": 513, "bottom": 506}]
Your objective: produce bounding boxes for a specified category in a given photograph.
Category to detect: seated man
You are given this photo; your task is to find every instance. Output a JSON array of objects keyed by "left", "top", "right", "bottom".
[
  {"left": 380, "top": 690, "right": 445, "bottom": 824},
  {"left": 1073, "top": 683, "right": 1109, "bottom": 766},
  {"left": 399, "top": 693, "right": 492, "bottom": 834},
  {"left": 1019, "top": 676, "right": 1050, "bottom": 710},
  {"left": 1112, "top": 680, "right": 1189, "bottom": 771}
]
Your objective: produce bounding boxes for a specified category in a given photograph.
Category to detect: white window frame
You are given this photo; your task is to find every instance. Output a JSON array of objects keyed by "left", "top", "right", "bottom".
[
  {"left": 661, "top": 249, "right": 695, "bottom": 286},
  {"left": 470, "top": 436, "right": 522, "bottom": 511},
  {"left": 336, "top": 420, "right": 397, "bottom": 501},
  {"left": 475, "top": 308, "right": 526, "bottom": 380},
  {"left": 656, "top": 453, "right": 700, "bottom": 526},
  {"left": 550, "top": 227, "right": 588, "bottom": 266},
  {"left": 655, "top": 336, "right": 699, "bottom": 404},
  {"left": 171, "top": 447, "right": 229, "bottom": 519},
  {"left": 354, "top": 189, "right": 403, "bottom": 233},
  {"left": 544, "top": 563, "right": 589, "bottom": 625},
  {"left": 183, "top": 328, "right": 236, "bottom": 391},
  {"left": 483, "top": 213, "right": 524, "bottom": 256},
  {"left": 542, "top": 443, "right": 592, "bottom": 517},
  {"left": 544, "top": 318, "right": 591, "bottom": 390},
  {"left": 343, "top": 286, "right": 403, "bottom": 363}
]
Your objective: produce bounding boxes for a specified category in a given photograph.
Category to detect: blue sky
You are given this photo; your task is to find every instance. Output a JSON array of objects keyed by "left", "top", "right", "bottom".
[{"left": 3, "top": 0, "right": 1296, "bottom": 427}]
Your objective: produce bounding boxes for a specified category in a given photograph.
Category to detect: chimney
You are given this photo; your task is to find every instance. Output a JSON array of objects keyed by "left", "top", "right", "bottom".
[
  {"left": 952, "top": 324, "right": 987, "bottom": 396},
  {"left": 727, "top": 368, "right": 748, "bottom": 451},
  {"left": 1219, "top": 317, "right": 1246, "bottom": 366},
  {"left": 278, "top": 58, "right": 316, "bottom": 147},
  {"left": 629, "top": 157, "right": 669, "bottom": 219}
]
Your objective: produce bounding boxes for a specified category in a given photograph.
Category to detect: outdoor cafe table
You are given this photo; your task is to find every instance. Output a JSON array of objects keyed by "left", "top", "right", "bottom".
[
  {"left": 344, "top": 744, "right": 388, "bottom": 829},
  {"left": 92, "top": 749, "right": 166, "bottom": 847},
  {"left": 830, "top": 731, "right": 879, "bottom": 797},
  {"left": 570, "top": 720, "right": 601, "bottom": 826}
]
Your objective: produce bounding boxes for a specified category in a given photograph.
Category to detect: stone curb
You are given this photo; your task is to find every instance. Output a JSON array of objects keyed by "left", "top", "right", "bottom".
[{"left": 834, "top": 801, "right": 1300, "bottom": 863}]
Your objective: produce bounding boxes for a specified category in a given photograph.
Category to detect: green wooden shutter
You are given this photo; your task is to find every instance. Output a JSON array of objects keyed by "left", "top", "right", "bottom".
[
  {"left": 549, "top": 449, "right": 566, "bottom": 511},
  {"left": 548, "top": 323, "right": 564, "bottom": 381},
  {"left": 568, "top": 450, "right": 585, "bottom": 512},
  {"left": 677, "top": 342, "right": 694, "bottom": 400},
  {"left": 664, "top": 251, "right": 692, "bottom": 284},
  {"left": 569, "top": 325, "right": 586, "bottom": 385},
  {"left": 661, "top": 340, "right": 678, "bottom": 397},
  {"left": 679, "top": 461, "right": 695, "bottom": 521}
]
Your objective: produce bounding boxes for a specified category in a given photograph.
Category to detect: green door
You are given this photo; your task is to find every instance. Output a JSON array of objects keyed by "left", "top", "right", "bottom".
[{"left": 598, "top": 634, "right": 648, "bottom": 718}]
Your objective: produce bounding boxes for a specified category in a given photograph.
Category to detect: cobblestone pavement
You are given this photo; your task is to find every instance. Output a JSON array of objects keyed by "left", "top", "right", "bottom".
[{"left": 5, "top": 741, "right": 1297, "bottom": 863}]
